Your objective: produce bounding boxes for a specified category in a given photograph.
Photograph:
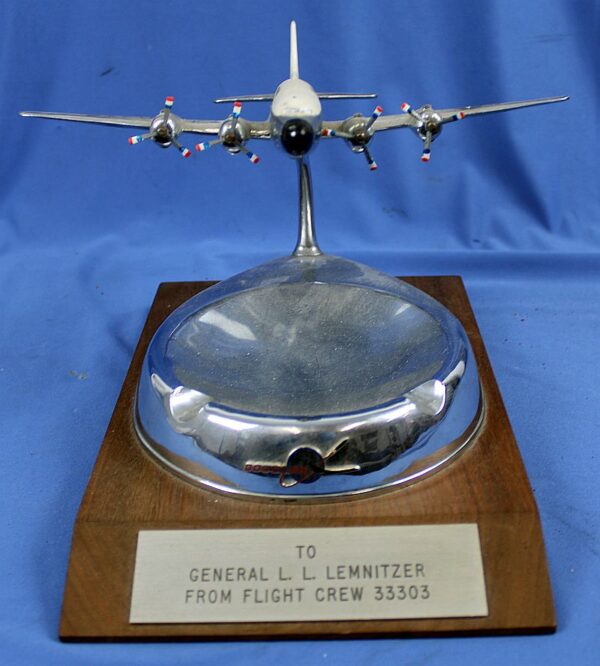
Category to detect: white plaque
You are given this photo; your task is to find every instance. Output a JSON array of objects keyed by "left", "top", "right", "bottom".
[{"left": 130, "top": 524, "right": 487, "bottom": 623}]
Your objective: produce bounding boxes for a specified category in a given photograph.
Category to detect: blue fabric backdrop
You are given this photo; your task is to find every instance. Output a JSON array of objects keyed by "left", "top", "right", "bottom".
[{"left": 1, "top": 0, "right": 598, "bottom": 663}]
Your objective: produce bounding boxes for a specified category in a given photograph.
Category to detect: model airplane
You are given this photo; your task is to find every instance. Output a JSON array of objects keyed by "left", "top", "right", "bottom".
[{"left": 21, "top": 21, "right": 567, "bottom": 169}]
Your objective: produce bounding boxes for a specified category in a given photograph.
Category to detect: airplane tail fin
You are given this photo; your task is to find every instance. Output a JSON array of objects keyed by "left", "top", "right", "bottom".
[{"left": 290, "top": 20, "right": 299, "bottom": 79}]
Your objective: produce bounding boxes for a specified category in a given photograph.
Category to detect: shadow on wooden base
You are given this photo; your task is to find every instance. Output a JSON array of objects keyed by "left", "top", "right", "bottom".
[{"left": 60, "top": 277, "right": 555, "bottom": 641}]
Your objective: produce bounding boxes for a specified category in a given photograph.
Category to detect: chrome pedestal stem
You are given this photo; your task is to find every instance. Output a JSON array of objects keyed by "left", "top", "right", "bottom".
[{"left": 293, "top": 158, "right": 322, "bottom": 257}]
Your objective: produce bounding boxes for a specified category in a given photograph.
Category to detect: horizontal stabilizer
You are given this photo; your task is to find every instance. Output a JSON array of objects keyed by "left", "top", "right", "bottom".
[
  {"left": 214, "top": 92, "right": 377, "bottom": 104},
  {"left": 317, "top": 92, "right": 377, "bottom": 100},
  {"left": 214, "top": 95, "right": 275, "bottom": 103}
]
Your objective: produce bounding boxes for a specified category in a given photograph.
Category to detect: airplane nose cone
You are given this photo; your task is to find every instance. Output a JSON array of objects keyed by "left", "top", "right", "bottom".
[{"left": 281, "top": 119, "right": 314, "bottom": 157}]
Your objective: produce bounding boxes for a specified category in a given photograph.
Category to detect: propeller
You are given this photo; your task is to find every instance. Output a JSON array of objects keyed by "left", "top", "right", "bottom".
[
  {"left": 366, "top": 105, "right": 384, "bottom": 131},
  {"left": 195, "top": 101, "right": 260, "bottom": 164},
  {"left": 400, "top": 101, "right": 456, "bottom": 162},
  {"left": 363, "top": 146, "right": 378, "bottom": 171},
  {"left": 128, "top": 96, "right": 191, "bottom": 157},
  {"left": 323, "top": 105, "right": 383, "bottom": 171}
]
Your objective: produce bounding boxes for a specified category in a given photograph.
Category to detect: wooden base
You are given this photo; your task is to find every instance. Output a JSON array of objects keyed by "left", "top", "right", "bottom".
[{"left": 60, "top": 277, "right": 555, "bottom": 641}]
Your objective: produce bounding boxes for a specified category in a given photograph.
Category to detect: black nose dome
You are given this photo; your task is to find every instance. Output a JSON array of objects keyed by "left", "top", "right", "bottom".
[{"left": 281, "top": 119, "right": 314, "bottom": 157}]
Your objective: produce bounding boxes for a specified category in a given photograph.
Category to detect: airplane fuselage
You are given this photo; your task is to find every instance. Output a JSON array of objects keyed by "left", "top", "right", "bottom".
[{"left": 270, "top": 78, "right": 322, "bottom": 158}]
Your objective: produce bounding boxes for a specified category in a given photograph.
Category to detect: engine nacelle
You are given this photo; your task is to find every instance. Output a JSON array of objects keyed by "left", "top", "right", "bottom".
[
  {"left": 340, "top": 113, "right": 374, "bottom": 153},
  {"left": 149, "top": 112, "right": 183, "bottom": 148},
  {"left": 218, "top": 117, "right": 250, "bottom": 154},
  {"left": 414, "top": 105, "right": 443, "bottom": 144}
]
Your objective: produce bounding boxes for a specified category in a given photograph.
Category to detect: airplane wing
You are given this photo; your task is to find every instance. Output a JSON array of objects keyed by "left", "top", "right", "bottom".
[
  {"left": 322, "top": 96, "right": 568, "bottom": 135},
  {"left": 19, "top": 111, "right": 272, "bottom": 138},
  {"left": 20, "top": 111, "right": 221, "bottom": 135},
  {"left": 181, "top": 118, "right": 271, "bottom": 139},
  {"left": 19, "top": 111, "right": 156, "bottom": 128},
  {"left": 321, "top": 95, "right": 568, "bottom": 167},
  {"left": 320, "top": 116, "right": 413, "bottom": 134},
  {"left": 430, "top": 96, "right": 569, "bottom": 123},
  {"left": 370, "top": 95, "right": 569, "bottom": 133}
]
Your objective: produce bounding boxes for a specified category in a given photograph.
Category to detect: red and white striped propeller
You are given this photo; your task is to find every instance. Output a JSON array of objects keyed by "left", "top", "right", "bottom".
[
  {"left": 322, "top": 105, "right": 383, "bottom": 171},
  {"left": 195, "top": 102, "right": 260, "bottom": 165},
  {"left": 128, "top": 96, "right": 191, "bottom": 158},
  {"left": 401, "top": 101, "right": 465, "bottom": 162}
]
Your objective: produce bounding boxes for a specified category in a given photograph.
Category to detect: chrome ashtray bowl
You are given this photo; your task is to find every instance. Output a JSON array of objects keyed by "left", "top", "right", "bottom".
[{"left": 135, "top": 253, "right": 482, "bottom": 498}]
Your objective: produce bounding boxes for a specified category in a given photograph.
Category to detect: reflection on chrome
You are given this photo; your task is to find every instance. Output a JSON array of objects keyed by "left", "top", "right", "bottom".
[
  {"left": 206, "top": 413, "right": 259, "bottom": 432},
  {"left": 196, "top": 309, "right": 257, "bottom": 341},
  {"left": 394, "top": 303, "right": 412, "bottom": 317},
  {"left": 148, "top": 370, "right": 460, "bottom": 488}
]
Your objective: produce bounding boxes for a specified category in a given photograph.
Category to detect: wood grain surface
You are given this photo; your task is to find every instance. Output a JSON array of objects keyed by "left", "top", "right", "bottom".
[{"left": 59, "top": 277, "right": 555, "bottom": 640}]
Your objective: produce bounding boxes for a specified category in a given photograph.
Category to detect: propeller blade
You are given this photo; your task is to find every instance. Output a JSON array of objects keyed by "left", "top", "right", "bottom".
[
  {"left": 163, "top": 95, "right": 174, "bottom": 123},
  {"left": 172, "top": 137, "right": 191, "bottom": 158},
  {"left": 365, "top": 105, "right": 383, "bottom": 131},
  {"left": 421, "top": 130, "right": 433, "bottom": 162},
  {"left": 401, "top": 101, "right": 424, "bottom": 125},
  {"left": 363, "top": 146, "right": 378, "bottom": 171},
  {"left": 231, "top": 101, "right": 242, "bottom": 131},
  {"left": 321, "top": 128, "right": 353, "bottom": 139},
  {"left": 195, "top": 139, "right": 222, "bottom": 152},
  {"left": 128, "top": 132, "right": 153, "bottom": 145},
  {"left": 239, "top": 145, "right": 260, "bottom": 164}
]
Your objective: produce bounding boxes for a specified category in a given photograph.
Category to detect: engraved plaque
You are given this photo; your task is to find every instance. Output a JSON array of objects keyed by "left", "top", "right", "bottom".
[{"left": 130, "top": 524, "right": 487, "bottom": 623}]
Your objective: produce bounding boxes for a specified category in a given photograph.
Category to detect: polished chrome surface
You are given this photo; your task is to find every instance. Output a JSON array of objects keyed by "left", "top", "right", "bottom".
[
  {"left": 214, "top": 94, "right": 377, "bottom": 103},
  {"left": 218, "top": 116, "right": 250, "bottom": 153},
  {"left": 315, "top": 93, "right": 377, "bottom": 100},
  {"left": 366, "top": 96, "right": 570, "bottom": 133},
  {"left": 19, "top": 110, "right": 155, "bottom": 128},
  {"left": 293, "top": 159, "right": 321, "bottom": 257},
  {"left": 135, "top": 253, "right": 482, "bottom": 497},
  {"left": 20, "top": 110, "right": 223, "bottom": 135},
  {"left": 214, "top": 94, "right": 276, "bottom": 103},
  {"left": 148, "top": 111, "right": 182, "bottom": 148},
  {"left": 22, "top": 94, "right": 568, "bottom": 149},
  {"left": 340, "top": 113, "right": 375, "bottom": 153}
]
